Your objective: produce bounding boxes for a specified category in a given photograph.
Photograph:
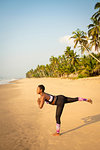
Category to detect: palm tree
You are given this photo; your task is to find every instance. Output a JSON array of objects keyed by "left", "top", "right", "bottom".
[
  {"left": 49, "top": 56, "right": 59, "bottom": 65},
  {"left": 64, "top": 46, "right": 79, "bottom": 73},
  {"left": 39, "top": 65, "right": 46, "bottom": 77},
  {"left": 92, "top": 2, "right": 100, "bottom": 21},
  {"left": 26, "top": 69, "right": 34, "bottom": 78},
  {"left": 64, "top": 47, "right": 72, "bottom": 58},
  {"left": 88, "top": 2, "right": 100, "bottom": 52},
  {"left": 88, "top": 18, "right": 100, "bottom": 51},
  {"left": 57, "top": 55, "right": 68, "bottom": 77},
  {"left": 45, "top": 64, "right": 51, "bottom": 77},
  {"left": 70, "top": 51, "right": 79, "bottom": 73},
  {"left": 49, "top": 56, "right": 59, "bottom": 77},
  {"left": 71, "top": 29, "right": 100, "bottom": 63}
]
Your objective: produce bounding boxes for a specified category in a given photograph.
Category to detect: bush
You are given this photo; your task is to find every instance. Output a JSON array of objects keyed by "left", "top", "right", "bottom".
[{"left": 78, "top": 73, "right": 88, "bottom": 78}]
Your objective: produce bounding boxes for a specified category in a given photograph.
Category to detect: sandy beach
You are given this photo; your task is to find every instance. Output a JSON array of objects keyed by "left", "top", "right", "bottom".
[{"left": 0, "top": 76, "right": 100, "bottom": 150}]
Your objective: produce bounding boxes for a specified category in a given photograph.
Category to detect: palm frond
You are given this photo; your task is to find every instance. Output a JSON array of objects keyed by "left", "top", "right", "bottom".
[
  {"left": 94, "top": 11, "right": 100, "bottom": 19},
  {"left": 74, "top": 40, "right": 78, "bottom": 48},
  {"left": 94, "top": 2, "right": 100, "bottom": 9},
  {"left": 88, "top": 24, "right": 94, "bottom": 29}
]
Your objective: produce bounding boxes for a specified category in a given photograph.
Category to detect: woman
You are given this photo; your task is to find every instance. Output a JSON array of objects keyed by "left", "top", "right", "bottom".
[{"left": 37, "top": 84, "right": 92, "bottom": 136}]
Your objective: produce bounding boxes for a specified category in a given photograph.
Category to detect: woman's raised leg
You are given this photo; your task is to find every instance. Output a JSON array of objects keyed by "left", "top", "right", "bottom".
[{"left": 64, "top": 96, "right": 92, "bottom": 104}]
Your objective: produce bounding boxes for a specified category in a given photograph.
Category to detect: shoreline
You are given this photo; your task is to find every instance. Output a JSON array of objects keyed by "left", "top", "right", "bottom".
[
  {"left": 0, "top": 75, "right": 100, "bottom": 86},
  {"left": 0, "top": 78, "right": 22, "bottom": 85}
]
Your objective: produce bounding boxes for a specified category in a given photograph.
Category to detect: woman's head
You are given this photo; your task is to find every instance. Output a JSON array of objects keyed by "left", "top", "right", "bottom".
[{"left": 37, "top": 84, "right": 45, "bottom": 94}]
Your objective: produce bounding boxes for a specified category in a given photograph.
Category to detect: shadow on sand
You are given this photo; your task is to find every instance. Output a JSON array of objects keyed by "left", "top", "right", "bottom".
[{"left": 61, "top": 114, "right": 100, "bottom": 135}]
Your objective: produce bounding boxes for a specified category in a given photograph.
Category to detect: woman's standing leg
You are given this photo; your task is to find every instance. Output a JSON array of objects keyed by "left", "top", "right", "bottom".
[{"left": 53, "top": 95, "right": 65, "bottom": 136}]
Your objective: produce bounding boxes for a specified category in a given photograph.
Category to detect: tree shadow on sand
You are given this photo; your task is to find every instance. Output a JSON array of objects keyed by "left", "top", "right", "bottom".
[{"left": 61, "top": 114, "right": 100, "bottom": 135}]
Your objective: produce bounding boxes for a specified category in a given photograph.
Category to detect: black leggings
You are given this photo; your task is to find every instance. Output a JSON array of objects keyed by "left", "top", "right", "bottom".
[{"left": 55, "top": 95, "right": 78, "bottom": 124}]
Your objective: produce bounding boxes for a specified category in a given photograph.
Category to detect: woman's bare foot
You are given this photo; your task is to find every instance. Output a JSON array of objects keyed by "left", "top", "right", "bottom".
[
  {"left": 52, "top": 132, "right": 60, "bottom": 136},
  {"left": 86, "top": 98, "right": 93, "bottom": 104}
]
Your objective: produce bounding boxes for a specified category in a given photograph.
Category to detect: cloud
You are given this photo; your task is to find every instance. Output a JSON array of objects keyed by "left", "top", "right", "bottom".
[
  {"left": 59, "top": 35, "right": 75, "bottom": 47},
  {"left": 59, "top": 35, "right": 81, "bottom": 56},
  {"left": 59, "top": 35, "right": 100, "bottom": 55}
]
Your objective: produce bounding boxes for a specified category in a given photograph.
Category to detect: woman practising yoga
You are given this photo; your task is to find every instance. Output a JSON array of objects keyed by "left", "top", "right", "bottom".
[{"left": 37, "top": 84, "right": 92, "bottom": 136}]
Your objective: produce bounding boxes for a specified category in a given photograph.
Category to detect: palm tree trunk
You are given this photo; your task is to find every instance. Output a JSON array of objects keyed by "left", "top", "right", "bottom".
[
  {"left": 74, "top": 66, "right": 77, "bottom": 73},
  {"left": 82, "top": 44, "right": 100, "bottom": 63}
]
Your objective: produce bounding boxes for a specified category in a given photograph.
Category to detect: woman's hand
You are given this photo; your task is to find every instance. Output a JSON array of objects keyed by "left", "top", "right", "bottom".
[
  {"left": 37, "top": 98, "right": 41, "bottom": 105},
  {"left": 37, "top": 97, "right": 45, "bottom": 109}
]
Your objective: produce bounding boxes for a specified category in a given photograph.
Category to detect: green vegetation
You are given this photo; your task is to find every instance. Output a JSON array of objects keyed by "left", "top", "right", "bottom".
[{"left": 26, "top": 2, "right": 100, "bottom": 79}]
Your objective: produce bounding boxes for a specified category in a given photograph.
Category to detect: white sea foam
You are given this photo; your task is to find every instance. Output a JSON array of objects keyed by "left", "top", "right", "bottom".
[{"left": 0, "top": 78, "right": 19, "bottom": 85}]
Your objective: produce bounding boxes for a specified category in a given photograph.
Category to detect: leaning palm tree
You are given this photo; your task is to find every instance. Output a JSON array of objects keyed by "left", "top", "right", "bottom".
[
  {"left": 88, "top": 17, "right": 100, "bottom": 51},
  {"left": 92, "top": 2, "right": 100, "bottom": 21},
  {"left": 71, "top": 29, "right": 100, "bottom": 63}
]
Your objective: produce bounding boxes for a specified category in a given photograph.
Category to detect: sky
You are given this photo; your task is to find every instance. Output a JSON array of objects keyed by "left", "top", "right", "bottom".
[{"left": 0, "top": 0, "right": 98, "bottom": 79}]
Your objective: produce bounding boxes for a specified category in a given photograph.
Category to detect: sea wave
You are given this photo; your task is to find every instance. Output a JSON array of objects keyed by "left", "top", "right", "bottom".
[{"left": 0, "top": 78, "right": 18, "bottom": 85}]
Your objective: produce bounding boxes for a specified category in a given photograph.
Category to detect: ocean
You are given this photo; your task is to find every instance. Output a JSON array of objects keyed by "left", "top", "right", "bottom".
[{"left": 0, "top": 78, "right": 19, "bottom": 85}]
